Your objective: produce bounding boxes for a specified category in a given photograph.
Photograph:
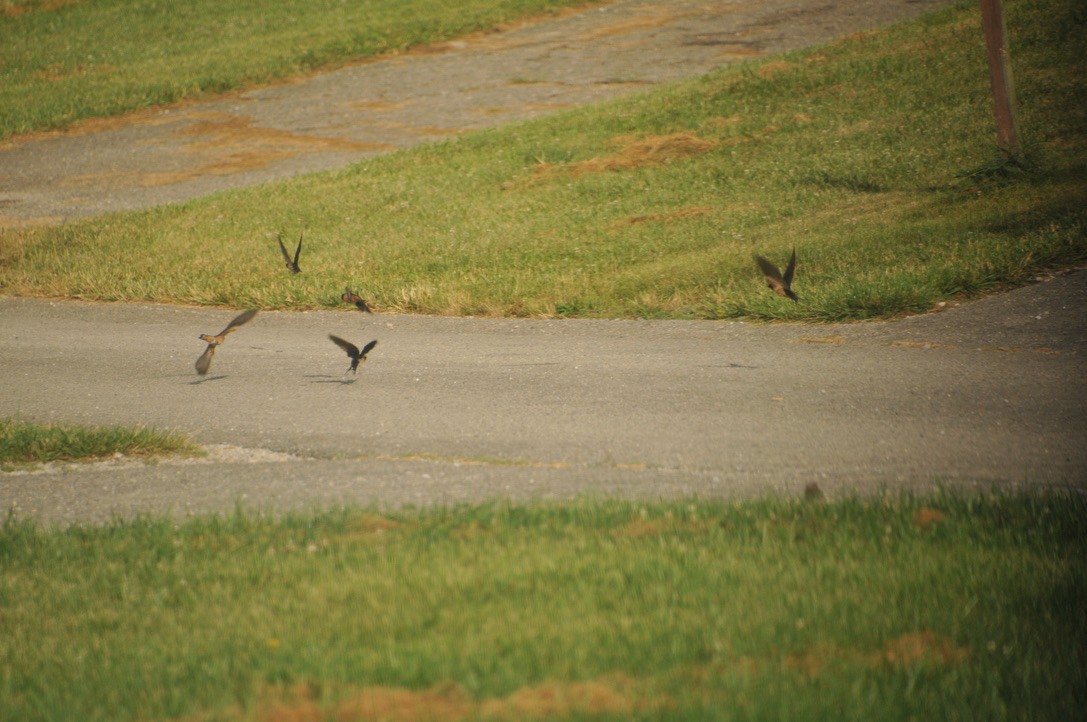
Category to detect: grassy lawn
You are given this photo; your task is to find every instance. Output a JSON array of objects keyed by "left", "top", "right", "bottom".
[
  {"left": 0, "top": 416, "right": 197, "bottom": 468},
  {"left": 1, "top": 0, "right": 1084, "bottom": 320},
  {"left": 0, "top": 0, "right": 597, "bottom": 141},
  {"left": 0, "top": 492, "right": 1083, "bottom": 721}
]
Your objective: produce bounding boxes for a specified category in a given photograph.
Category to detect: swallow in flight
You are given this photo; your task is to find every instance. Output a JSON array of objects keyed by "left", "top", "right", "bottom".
[
  {"left": 328, "top": 335, "right": 377, "bottom": 376},
  {"left": 755, "top": 248, "right": 799, "bottom": 302},
  {"left": 278, "top": 230, "right": 303, "bottom": 274},
  {"left": 195, "top": 309, "right": 258, "bottom": 375}
]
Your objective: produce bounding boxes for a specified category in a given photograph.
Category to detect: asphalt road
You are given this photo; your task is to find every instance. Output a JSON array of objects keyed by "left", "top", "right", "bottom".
[
  {"left": 2, "top": 270, "right": 1084, "bottom": 525},
  {"left": 4, "top": 0, "right": 1084, "bottom": 525}
]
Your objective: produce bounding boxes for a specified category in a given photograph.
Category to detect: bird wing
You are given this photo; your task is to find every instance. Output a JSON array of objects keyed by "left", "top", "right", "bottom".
[
  {"left": 293, "top": 231, "right": 303, "bottom": 267},
  {"left": 329, "top": 334, "right": 360, "bottom": 359},
  {"left": 195, "top": 344, "right": 215, "bottom": 375},
  {"left": 360, "top": 339, "right": 378, "bottom": 358},
  {"left": 277, "top": 234, "right": 293, "bottom": 265},
  {"left": 356, "top": 299, "right": 372, "bottom": 313},
  {"left": 218, "top": 308, "right": 258, "bottom": 336},
  {"left": 755, "top": 255, "right": 784, "bottom": 284},
  {"left": 782, "top": 248, "right": 797, "bottom": 287}
]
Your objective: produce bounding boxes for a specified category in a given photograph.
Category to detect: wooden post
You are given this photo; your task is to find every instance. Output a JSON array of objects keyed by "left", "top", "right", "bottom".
[{"left": 979, "top": 0, "right": 1020, "bottom": 160}]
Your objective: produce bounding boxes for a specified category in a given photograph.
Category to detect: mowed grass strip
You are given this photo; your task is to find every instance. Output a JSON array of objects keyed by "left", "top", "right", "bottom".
[
  {"left": 0, "top": 0, "right": 598, "bottom": 141},
  {"left": 0, "top": 416, "right": 197, "bottom": 467},
  {"left": 0, "top": 493, "right": 1083, "bottom": 721},
  {"left": 1, "top": 0, "right": 1085, "bottom": 320}
]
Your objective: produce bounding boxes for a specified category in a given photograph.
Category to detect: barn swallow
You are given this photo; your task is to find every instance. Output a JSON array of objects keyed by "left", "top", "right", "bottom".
[
  {"left": 277, "top": 230, "right": 303, "bottom": 274},
  {"left": 195, "top": 309, "right": 258, "bottom": 375},
  {"left": 329, "top": 335, "right": 377, "bottom": 376},
  {"left": 341, "top": 287, "right": 373, "bottom": 313},
  {"left": 755, "top": 248, "right": 799, "bottom": 302}
]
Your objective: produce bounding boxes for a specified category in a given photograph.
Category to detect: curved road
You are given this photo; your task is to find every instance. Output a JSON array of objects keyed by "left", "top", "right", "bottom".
[
  {"left": 2, "top": 271, "right": 1084, "bottom": 525},
  {"left": 3, "top": 0, "right": 1084, "bottom": 525}
]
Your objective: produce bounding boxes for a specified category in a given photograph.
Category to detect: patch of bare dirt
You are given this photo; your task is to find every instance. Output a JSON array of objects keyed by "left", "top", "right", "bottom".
[
  {"left": 1, "top": 0, "right": 83, "bottom": 18},
  {"left": 179, "top": 113, "right": 391, "bottom": 155},
  {"left": 912, "top": 507, "right": 947, "bottom": 529},
  {"left": 334, "top": 685, "right": 473, "bottom": 722},
  {"left": 181, "top": 674, "right": 669, "bottom": 722},
  {"left": 52, "top": 112, "right": 394, "bottom": 188},
  {"left": 480, "top": 675, "right": 666, "bottom": 719},
  {"left": 525, "top": 132, "right": 717, "bottom": 185}
]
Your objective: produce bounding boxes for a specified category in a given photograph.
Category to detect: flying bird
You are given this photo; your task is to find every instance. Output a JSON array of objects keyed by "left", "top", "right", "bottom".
[
  {"left": 277, "top": 230, "right": 303, "bottom": 274},
  {"left": 194, "top": 309, "right": 258, "bottom": 375},
  {"left": 341, "top": 287, "right": 373, "bottom": 313},
  {"left": 754, "top": 248, "right": 799, "bottom": 302},
  {"left": 329, "top": 335, "right": 378, "bottom": 376}
]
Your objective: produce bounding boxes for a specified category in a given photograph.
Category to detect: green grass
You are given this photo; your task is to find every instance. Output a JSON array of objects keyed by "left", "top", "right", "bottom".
[
  {"left": 0, "top": 492, "right": 1083, "bottom": 721},
  {"left": 1, "top": 0, "right": 1085, "bottom": 320},
  {"left": 0, "top": 416, "right": 198, "bottom": 467},
  {"left": 0, "top": 0, "right": 596, "bottom": 141}
]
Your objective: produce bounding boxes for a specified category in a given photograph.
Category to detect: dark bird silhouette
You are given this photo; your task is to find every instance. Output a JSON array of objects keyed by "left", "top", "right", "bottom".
[
  {"left": 195, "top": 309, "right": 258, "bottom": 375},
  {"left": 329, "top": 335, "right": 377, "bottom": 376},
  {"left": 341, "top": 287, "right": 373, "bottom": 313},
  {"left": 755, "top": 248, "right": 799, "bottom": 302},
  {"left": 277, "top": 230, "right": 303, "bottom": 274}
]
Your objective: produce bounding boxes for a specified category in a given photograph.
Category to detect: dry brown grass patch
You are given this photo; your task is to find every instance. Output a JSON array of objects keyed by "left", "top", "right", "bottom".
[
  {"left": 756, "top": 61, "right": 792, "bottom": 79},
  {"left": 532, "top": 132, "right": 717, "bottom": 182},
  {"left": 334, "top": 685, "right": 473, "bottom": 722},
  {"left": 1, "top": 0, "right": 83, "bottom": 17},
  {"left": 188, "top": 675, "right": 669, "bottom": 722},
  {"left": 480, "top": 675, "right": 661, "bottom": 719},
  {"left": 912, "top": 507, "right": 947, "bottom": 530},
  {"left": 178, "top": 113, "right": 384, "bottom": 153},
  {"left": 879, "top": 632, "right": 969, "bottom": 666},
  {"left": 783, "top": 632, "right": 970, "bottom": 678}
]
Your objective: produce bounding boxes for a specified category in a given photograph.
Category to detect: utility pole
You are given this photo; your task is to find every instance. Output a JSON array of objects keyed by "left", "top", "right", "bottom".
[{"left": 979, "top": 0, "right": 1021, "bottom": 160}]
